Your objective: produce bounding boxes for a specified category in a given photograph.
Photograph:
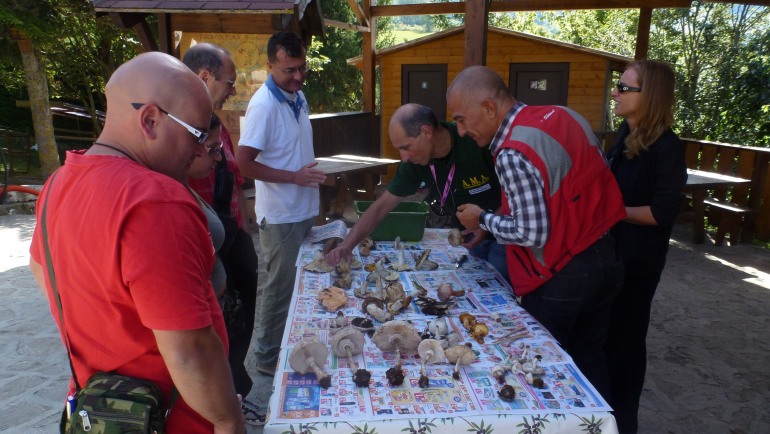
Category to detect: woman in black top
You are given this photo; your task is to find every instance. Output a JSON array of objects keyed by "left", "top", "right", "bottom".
[{"left": 605, "top": 60, "right": 687, "bottom": 433}]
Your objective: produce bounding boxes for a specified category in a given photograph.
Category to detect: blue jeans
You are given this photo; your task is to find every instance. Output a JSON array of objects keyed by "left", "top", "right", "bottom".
[
  {"left": 254, "top": 217, "right": 315, "bottom": 371},
  {"left": 520, "top": 235, "right": 623, "bottom": 400},
  {"left": 470, "top": 238, "right": 509, "bottom": 282}
]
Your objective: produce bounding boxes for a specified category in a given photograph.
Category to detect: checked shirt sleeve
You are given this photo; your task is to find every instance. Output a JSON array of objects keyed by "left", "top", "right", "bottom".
[{"left": 481, "top": 149, "right": 549, "bottom": 247}]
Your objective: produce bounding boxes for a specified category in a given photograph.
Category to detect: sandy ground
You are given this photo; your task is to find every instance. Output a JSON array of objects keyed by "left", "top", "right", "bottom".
[{"left": 1, "top": 212, "right": 769, "bottom": 433}]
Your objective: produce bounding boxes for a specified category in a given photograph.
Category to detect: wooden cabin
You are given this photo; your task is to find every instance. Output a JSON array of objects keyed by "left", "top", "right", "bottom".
[{"left": 351, "top": 26, "right": 631, "bottom": 169}]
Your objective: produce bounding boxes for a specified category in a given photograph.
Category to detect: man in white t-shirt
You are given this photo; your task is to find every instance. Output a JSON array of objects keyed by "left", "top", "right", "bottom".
[{"left": 236, "top": 32, "right": 326, "bottom": 377}]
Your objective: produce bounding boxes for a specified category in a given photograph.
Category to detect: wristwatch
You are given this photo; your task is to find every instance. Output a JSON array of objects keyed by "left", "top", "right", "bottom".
[{"left": 478, "top": 211, "right": 489, "bottom": 232}]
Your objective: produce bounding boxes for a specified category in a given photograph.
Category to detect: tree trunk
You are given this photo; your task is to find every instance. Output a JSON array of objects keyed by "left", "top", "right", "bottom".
[{"left": 17, "top": 38, "right": 60, "bottom": 179}]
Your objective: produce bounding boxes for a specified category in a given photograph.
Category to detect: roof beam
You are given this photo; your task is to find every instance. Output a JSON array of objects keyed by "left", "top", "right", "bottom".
[
  {"left": 346, "top": 0, "right": 370, "bottom": 27},
  {"left": 371, "top": 0, "right": 691, "bottom": 17},
  {"left": 324, "top": 18, "right": 370, "bottom": 32}
]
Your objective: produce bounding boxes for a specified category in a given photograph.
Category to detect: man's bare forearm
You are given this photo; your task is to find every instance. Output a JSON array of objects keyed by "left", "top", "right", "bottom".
[{"left": 154, "top": 327, "right": 244, "bottom": 433}]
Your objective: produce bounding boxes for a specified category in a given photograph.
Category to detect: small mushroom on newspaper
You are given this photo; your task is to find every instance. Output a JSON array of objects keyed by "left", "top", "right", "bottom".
[
  {"left": 331, "top": 327, "right": 371, "bottom": 388},
  {"left": 413, "top": 249, "right": 438, "bottom": 271},
  {"left": 289, "top": 340, "right": 332, "bottom": 388},
  {"left": 333, "top": 273, "right": 352, "bottom": 289},
  {"left": 393, "top": 236, "right": 403, "bottom": 250},
  {"left": 445, "top": 343, "right": 476, "bottom": 380},
  {"left": 470, "top": 323, "right": 489, "bottom": 344},
  {"left": 359, "top": 237, "right": 376, "bottom": 256},
  {"left": 491, "top": 363, "right": 508, "bottom": 385},
  {"left": 372, "top": 320, "right": 422, "bottom": 386},
  {"left": 417, "top": 339, "right": 446, "bottom": 388},
  {"left": 316, "top": 286, "right": 348, "bottom": 312},
  {"left": 447, "top": 228, "right": 463, "bottom": 247},
  {"left": 390, "top": 244, "right": 412, "bottom": 272},
  {"left": 350, "top": 317, "right": 375, "bottom": 337},
  {"left": 498, "top": 384, "right": 517, "bottom": 402},
  {"left": 427, "top": 317, "right": 449, "bottom": 338},
  {"left": 459, "top": 313, "right": 477, "bottom": 330},
  {"left": 304, "top": 252, "right": 334, "bottom": 273},
  {"left": 414, "top": 296, "right": 455, "bottom": 316},
  {"left": 436, "top": 283, "right": 465, "bottom": 302},
  {"left": 362, "top": 297, "right": 392, "bottom": 323},
  {"left": 328, "top": 311, "right": 348, "bottom": 336}
]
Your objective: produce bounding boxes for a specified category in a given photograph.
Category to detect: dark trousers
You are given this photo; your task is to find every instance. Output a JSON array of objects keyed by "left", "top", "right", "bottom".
[
  {"left": 520, "top": 235, "right": 623, "bottom": 400},
  {"left": 605, "top": 271, "right": 661, "bottom": 433},
  {"left": 222, "top": 228, "right": 258, "bottom": 396}
]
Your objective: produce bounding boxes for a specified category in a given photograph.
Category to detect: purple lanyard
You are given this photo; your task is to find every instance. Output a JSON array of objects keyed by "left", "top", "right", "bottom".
[{"left": 429, "top": 163, "right": 455, "bottom": 212}]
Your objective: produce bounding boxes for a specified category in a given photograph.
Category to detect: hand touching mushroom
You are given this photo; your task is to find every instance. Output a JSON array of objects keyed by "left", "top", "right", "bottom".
[
  {"left": 331, "top": 327, "right": 371, "bottom": 388},
  {"left": 371, "top": 320, "right": 422, "bottom": 386},
  {"left": 417, "top": 339, "right": 446, "bottom": 388},
  {"left": 289, "top": 340, "right": 332, "bottom": 389}
]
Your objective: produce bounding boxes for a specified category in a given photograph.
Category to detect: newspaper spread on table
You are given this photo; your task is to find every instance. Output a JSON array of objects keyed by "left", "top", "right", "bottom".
[{"left": 270, "top": 226, "right": 611, "bottom": 424}]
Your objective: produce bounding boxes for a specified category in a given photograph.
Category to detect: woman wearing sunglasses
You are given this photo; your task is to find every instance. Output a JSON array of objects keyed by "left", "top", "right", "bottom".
[
  {"left": 605, "top": 60, "right": 688, "bottom": 433},
  {"left": 187, "top": 114, "right": 226, "bottom": 297}
]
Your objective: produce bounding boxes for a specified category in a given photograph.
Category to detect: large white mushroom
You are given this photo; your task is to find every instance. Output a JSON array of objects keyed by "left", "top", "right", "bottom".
[
  {"left": 371, "top": 320, "right": 422, "bottom": 386},
  {"left": 331, "top": 327, "right": 371, "bottom": 387},
  {"left": 289, "top": 340, "right": 332, "bottom": 389},
  {"left": 417, "top": 339, "right": 446, "bottom": 388}
]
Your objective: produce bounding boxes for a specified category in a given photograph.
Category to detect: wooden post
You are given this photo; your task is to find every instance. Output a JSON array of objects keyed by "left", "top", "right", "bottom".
[
  {"left": 362, "top": 0, "right": 375, "bottom": 114},
  {"left": 158, "top": 14, "right": 175, "bottom": 56},
  {"left": 464, "top": 0, "right": 489, "bottom": 67},
  {"left": 635, "top": 8, "right": 652, "bottom": 60}
]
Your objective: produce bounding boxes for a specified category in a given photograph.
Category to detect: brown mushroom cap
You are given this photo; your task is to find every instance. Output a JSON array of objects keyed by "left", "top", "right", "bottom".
[
  {"left": 289, "top": 341, "right": 330, "bottom": 374},
  {"left": 417, "top": 339, "right": 446, "bottom": 365},
  {"left": 371, "top": 320, "right": 422, "bottom": 353},
  {"left": 445, "top": 344, "right": 476, "bottom": 366},
  {"left": 331, "top": 327, "right": 365, "bottom": 358}
]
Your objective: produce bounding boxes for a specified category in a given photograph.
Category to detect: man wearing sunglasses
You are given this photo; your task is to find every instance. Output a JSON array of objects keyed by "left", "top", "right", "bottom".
[
  {"left": 29, "top": 52, "right": 245, "bottom": 433},
  {"left": 183, "top": 43, "right": 263, "bottom": 424},
  {"left": 237, "top": 32, "right": 326, "bottom": 379},
  {"left": 450, "top": 66, "right": 625, "bottom": 401}
]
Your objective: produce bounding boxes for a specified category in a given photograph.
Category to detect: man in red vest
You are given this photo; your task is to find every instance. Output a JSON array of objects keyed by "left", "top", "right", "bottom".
[{"left": 451, "top": 66, "right": 625, "bottom": 399}]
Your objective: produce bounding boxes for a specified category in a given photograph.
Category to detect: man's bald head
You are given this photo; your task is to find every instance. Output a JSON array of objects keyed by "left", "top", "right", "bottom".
[
  {"left": 447, "top": 66, "right": 511, "bottom": 105},
  {"left": 390, "top": 103, "right": 438, "bottom": 138},
  {"left": 99, "top": 51, "right": 212, "bottom": 181},
  {"left": 447, "top": 66, "right": 515, "bottom": 147}
]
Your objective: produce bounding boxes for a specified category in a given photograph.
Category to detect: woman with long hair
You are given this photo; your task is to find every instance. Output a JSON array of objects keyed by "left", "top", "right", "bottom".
[{"left": 605, "top": 60, "right": 688, "bottom": 433}]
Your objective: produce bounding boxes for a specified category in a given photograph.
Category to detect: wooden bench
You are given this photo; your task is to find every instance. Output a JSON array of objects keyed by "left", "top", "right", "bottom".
[{"left": 702, "top": 197, "right": 755, "bottom": 246}]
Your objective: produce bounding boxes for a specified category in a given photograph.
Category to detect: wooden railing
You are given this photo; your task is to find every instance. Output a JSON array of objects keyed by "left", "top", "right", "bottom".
[{"left": 683, "top": 138, "right": 770, "bottom": 241}]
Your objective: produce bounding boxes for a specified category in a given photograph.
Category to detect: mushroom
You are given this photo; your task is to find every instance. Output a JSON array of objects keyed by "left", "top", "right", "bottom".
[
  {"left": 427, "top": 317, "right": 449, "bottom": 338},
  {"left": 316, "top": 286, "right": 348, "bottom": 312},
  {"left": 289, "top": 340, "right": 332, "bottom": 388},
  {"left": 417, "top": 339, "right": 446, "bottom": 388},
  {"left": 362, "top": 297, "right": 392, "bottom": 323},
  {"left": 328, "top": 311, "right": 348, "bottom": 336},
  {"left": 371, "top": 320, "right": 422, "bottom": 386},
  {"left": 470, "top": 323, "right": 489, "bottom": 344},
  {"left": 390, "top": 244, "right": 411, "bottom": 272},
  {"left": 413, "top": 249, "right": 438, "bottom": 271},
  {"left": 304, "top": 252, "right": 334, "bottom": 273},
  {"left": 359, "top": 237, "right": 376, "bottom": 256},
  {"left": 459, "top": 313, "right": 477, "bottom": 330},
  {"left": 436, "top": 283, "right": 465, "bottom": 302},
  {"left": 331, "top": 327, "right": 371, "bottom": 388},
  {"left": 350, "top": 317, "right": 375, "bottom": 337},
  {"left": 414, "top": 296, "right": 456, "bottom": 316},
  {"left": 447, "top": 228, "right": 463, "bottom": 247},
  {"left": 445, "top": 343, "right": 476, "bottom": 380}
]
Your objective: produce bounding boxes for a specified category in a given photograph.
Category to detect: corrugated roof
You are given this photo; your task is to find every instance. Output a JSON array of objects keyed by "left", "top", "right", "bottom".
[
  {"left": 91, "top": 0, "right": 296, "bottom": 13},
  {"left": 348, "top": 26, "right": 632, "bottom": 67}
]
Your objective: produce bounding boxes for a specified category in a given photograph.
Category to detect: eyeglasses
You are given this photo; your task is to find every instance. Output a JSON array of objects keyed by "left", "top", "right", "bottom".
[
  {"left": 283, "top": 65, "right": 309, "bottom": 76},
  {"left": 616, "top": 82, "right": 642, "bottom": 93},
  {"left": 131, "top": 102, "right": 209, "bottom": 145},
  {"left": 205, "top": 143, "right": 223, "bottom": 156},
  {"left": 217, "top": 78, "right": 236, "bottom": 89}
]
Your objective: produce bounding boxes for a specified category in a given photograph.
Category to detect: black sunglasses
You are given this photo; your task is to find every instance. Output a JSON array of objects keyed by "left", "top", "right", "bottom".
[
  {"left": 616, "top": 82, "right": 642, "bottom": 93},
  {"left": 131, "top": 102, "right": 209, "bottom": 145}
]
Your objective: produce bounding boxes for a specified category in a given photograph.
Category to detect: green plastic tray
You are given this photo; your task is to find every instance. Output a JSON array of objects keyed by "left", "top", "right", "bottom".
[{"left": 354, "top": 201, "right": 429, "bottom": 241}]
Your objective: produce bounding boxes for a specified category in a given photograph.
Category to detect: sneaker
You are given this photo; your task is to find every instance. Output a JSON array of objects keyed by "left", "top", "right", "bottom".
[
  {"left": 256, "top": 365, "right": 275, "bottom": 377},
  {"left": 241, "top": 398, "right": 266, "bottom": 426}
]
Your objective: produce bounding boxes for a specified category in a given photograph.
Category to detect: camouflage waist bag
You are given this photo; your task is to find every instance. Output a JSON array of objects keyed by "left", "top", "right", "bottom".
[{"left": 61, "top": 372, "right": 173, "bottom": 434}]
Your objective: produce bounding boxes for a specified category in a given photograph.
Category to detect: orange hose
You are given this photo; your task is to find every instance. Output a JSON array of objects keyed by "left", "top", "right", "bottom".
[{"left": 0, "top": 185, "right": 40, "bottom": 196}]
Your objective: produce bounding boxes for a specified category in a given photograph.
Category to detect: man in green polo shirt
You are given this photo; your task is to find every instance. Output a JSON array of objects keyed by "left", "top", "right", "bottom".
[{"left": 325, "top": 103, "right": 507, "bottom": 280}]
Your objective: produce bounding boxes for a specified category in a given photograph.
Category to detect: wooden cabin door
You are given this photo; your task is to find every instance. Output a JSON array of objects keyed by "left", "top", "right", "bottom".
[
  {"left": 509, "top": 63, "right": 569, "bottom": 106},
  {"left": 401, "top": 64, "right": 448, "bottom": 119}
]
